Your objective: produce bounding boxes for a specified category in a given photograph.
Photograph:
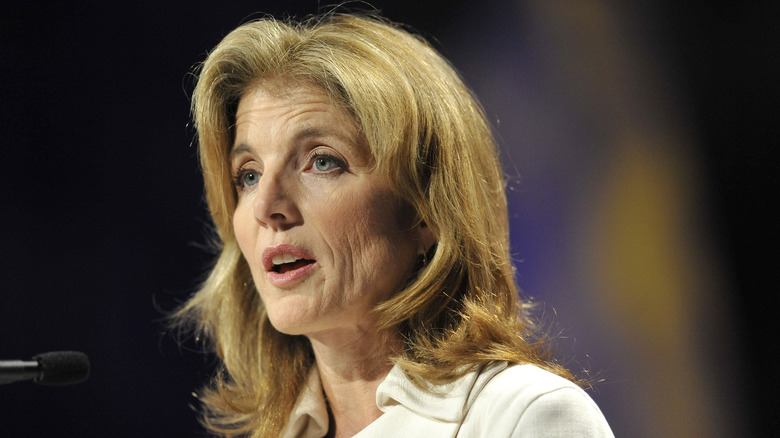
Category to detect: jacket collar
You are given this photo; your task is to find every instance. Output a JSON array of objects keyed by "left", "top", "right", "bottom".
[
  {"left": 283, "top": 366, "right": 329, "bottom": 438},
  {"left": 282, "top": 361, "right": 509, "bottom": 437},
  {"left": 375, "top": 361, "right": 508, "bottom": 422}
]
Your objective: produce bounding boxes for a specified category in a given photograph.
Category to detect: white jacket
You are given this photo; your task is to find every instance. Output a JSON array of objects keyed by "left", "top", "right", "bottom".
[{"left": 283, "top": 361, "right": 614, "bottom": 437}]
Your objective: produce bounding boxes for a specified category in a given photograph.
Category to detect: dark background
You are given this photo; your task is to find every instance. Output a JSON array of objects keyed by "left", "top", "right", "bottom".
[{"left": 1, "top": 1, "right": 776, "bottom": 436}]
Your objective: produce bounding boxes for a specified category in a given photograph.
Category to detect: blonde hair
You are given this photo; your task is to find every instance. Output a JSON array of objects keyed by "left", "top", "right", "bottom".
[{"left": 176, "top": 12, "right": 574, "bottom": 437}]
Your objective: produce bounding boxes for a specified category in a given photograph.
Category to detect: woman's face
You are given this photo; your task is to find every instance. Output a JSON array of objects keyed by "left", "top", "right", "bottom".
[{"left": 231, "top": 81, "right": 424, "bottom": 338}]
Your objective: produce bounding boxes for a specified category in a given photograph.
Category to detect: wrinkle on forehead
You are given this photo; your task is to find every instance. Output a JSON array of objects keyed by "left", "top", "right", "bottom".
[
  {"left": 247, "top": 76, "right": 326, "bottom": 101},
  {"left": 235, "top": 79, "right": 350, "bottom": 132},
  {"left": 241, "top": 77, "right": 359, "bottom": 131},
  {"left": 231, "top": 78, "right": 373, "bottom": 168}
]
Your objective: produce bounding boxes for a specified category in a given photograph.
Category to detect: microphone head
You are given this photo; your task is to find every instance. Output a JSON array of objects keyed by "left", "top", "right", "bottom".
[{"left": 32, "top": 351, "right": 90, "bottom": 386}]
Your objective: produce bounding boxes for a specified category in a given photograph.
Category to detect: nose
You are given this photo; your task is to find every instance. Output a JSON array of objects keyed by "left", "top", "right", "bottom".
[{"left": 252, "top": 168, "right": 303, "bottom": 231}]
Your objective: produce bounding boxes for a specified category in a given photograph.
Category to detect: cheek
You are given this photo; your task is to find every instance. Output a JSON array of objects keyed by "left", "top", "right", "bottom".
[
  {"left": 232, "top": 200, "right": 257, "bottom": 263},
  {"left": 328, "top": 191, "right": 417, "bottom": 290}
]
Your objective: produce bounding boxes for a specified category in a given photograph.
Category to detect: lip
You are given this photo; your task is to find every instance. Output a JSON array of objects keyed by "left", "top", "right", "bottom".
[{"left": 262, "top": 243, "right": 318, "bottom": 287}]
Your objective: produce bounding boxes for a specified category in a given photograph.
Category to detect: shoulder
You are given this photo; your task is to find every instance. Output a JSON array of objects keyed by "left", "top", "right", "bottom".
[{"left": 461, "top": 363, "right": 614, "bottom": 437}]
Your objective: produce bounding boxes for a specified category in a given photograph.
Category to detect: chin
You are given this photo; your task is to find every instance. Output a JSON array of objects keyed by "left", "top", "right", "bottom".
[
  {"left": 264, "top": 306, "right": 320, "bottom": 336},
  {"left": 265, "top": 314, "right": 307, "bottom": 336}
]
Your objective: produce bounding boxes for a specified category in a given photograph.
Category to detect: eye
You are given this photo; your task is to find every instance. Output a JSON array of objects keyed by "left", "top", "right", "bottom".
[
  {"left": 310, "top": 153, "right": 346, "bottom": 173},
  {"left": 314, "top": 156, "right": 336, "bottom": 172},
  {"left": 233, "top": 168, "right": 260, "bottom": 190}
]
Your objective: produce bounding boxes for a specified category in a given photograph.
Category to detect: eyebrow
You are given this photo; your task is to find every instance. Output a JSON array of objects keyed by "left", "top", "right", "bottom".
[
  {"left": 229, "top": 126, "right": 355, "bottom": 160},
  {"left": 294, "top": 126, "right": 328, "bottom": 143},
  {"left": 229, "top": 143, "right": 251, "bottom": 161}
]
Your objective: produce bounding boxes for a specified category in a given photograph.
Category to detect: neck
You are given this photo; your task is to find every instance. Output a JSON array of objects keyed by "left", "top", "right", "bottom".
[{"left": 308, "top": 326, "right": 399, "bottom": 438}]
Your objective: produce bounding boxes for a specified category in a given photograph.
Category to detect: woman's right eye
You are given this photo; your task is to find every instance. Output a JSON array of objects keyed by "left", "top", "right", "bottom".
[{"left": 233, "top": 169, "right": 260, "bottom": 190}]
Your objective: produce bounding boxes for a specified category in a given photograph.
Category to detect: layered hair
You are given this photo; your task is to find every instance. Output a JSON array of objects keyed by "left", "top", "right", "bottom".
[{"left": 176, "top": 12, "right": 574, "bottom": 437}]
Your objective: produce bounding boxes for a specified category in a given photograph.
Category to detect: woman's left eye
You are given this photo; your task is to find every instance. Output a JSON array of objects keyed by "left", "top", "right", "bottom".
[{"left": 310, "top": 154, "right": 345, "bottom": 173}]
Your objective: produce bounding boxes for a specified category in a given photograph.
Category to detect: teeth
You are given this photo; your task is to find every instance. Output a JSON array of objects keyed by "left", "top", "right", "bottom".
[{"left": 272, "top": 254, "right": 300, "bottom": 265}]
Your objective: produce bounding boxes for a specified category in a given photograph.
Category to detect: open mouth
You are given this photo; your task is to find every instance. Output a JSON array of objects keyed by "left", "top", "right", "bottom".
[
  {"left": 270, "top": 253, "right": 316, "bottom": 274},
  {"left": 273, "top": 258, "right": 316, "bottom": 274},
  {"left": 263, "top": 245, "right": 318, "bottom": 286}
]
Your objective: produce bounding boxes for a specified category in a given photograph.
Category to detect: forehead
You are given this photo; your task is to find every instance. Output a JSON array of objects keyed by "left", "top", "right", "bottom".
[
  {"left": 236, "top": 77, "right": 345, "bottom": 117},
  {"left": 234, "top": 79, "right": 358, "bottom": 137},
  {"left": 231, "top": 79, "right": 374, "bottom": 164}
]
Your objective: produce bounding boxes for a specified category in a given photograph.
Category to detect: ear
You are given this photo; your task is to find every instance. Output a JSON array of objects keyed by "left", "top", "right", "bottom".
[{"left": 416, "top": 221, "right": 438, "bottom": 255}]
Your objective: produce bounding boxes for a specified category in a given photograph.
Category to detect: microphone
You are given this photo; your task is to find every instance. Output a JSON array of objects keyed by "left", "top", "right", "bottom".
[{"left": 0, "top": 351, "right": 90, "bottom": 386}]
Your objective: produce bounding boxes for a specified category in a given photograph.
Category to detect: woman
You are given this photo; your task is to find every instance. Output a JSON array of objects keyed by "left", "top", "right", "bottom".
[{"left": 176, "top": 12, "right": 613, "bottom": 438}]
